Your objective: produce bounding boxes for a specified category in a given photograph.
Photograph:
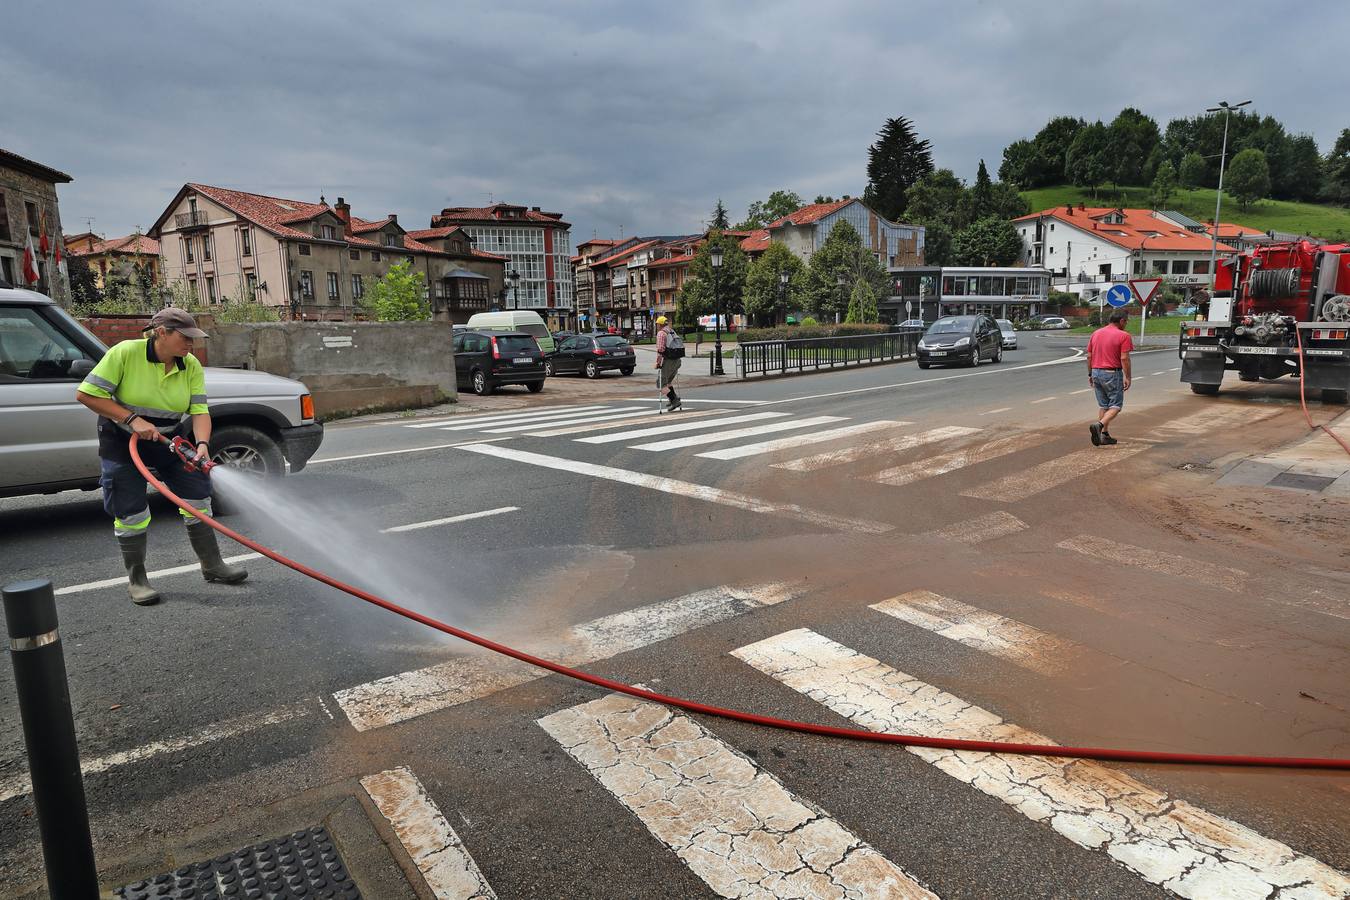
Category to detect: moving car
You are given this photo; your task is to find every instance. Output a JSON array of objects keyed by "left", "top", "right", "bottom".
[
  {"left": 453, "top": 329, "right": 546, "bottom": 395},
  {"left": 546, "top": 334, "right": 637, "bottom": 378},
  {"left": 916, "top": 315, "right": 1003, "bottom": 369},
  {"left": 899, "top": 319, "right": 926, "bottom": 329},
  {"left": 0, "top": 285, "right": 323, "bottom": 497},
  {"left": 1024, "top": 314, "right": 1070, "bottom": 330},
  {"left": 466, "top": 310, "right": 556, "bottom": 353},
  {"left": 996, "top": 318, "right": 1018, "bottom": 349}
]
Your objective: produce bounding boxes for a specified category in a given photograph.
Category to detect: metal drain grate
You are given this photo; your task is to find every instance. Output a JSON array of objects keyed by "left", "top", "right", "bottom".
[
  {"left": 116, "top": 825, "right": 360, "bottom": 899},
  {"left": 1268, "top": 471, "right": 1337, "bottom": 492}
]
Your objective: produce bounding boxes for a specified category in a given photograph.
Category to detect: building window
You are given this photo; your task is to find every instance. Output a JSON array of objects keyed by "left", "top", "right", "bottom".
[
  {"left": 349, "top": 250, "right": 360, "bottom": 261},
  {"left": 0, "top": 257, "right": 14, "bottom": 285},
  {"left": 298, "top": 243, "right": 311, "bottom": 256},
  {"left": 206, "top": 276, "right": 216, "bottom": 303},
  {"left": 240, "top": 227, "right": 252, "bottom": 257},
  {"left": 321, "top": 224, "right": 336, "bottom": 240},
  {"left": 25, "top": 201, "right": 39, "bottom": 236},
  {"left": 1151, "top": 260, "right": 1168, "bottom": 274},
  {"left": 371, "top": 251, "right": 381, "bottom": 262},
  {"left": 452, "top": 240, "right": 463, "bottom": 252},
  {"left": 1048, "top": 246, "right": 1054, "bottom": 255},
  {"left": 187, "top": 277, "right": 198, "bottom": 299},
  {"left": 351, "top": 274, "right": 364, "bottom": 299},
  {"left": 1172, "top": 260, "right": 1190, "bottom": 275},
  {"left": 383, "top": 233, "right": 396, "bottom": 247},
  {"left": 184, "top": 237, "right": 194, "bottom": 263},
  {"left": 246, "top": 273, "right": 257, "bottom": 297},
  {"left": 1133, "top": 258, "right": 1144, "bottom": 275},
  {"left": 0, "top": 193, "right": 10, "bottom": 242},
  {"left": 202, "top": 233, "right": 212, "bottom": 261},
  {"left": 300, "top": 270, "right": 314, "bottom": 299},
  {"left": 1193, "top": 259, "right": 1210, "bottom": 275},
  {"left": 327, "top": 272, "right": 339, "bottom": 301}
]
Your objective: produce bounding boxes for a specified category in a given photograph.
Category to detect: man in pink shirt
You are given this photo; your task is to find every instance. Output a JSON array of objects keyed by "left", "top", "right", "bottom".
[{"left": 1086, "top": 310, "right": 1133, "bottom": 445}]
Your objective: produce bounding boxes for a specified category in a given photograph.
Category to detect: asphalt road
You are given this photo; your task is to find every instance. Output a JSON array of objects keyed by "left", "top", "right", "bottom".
[{"left": 2, "top": 333, "right": 1348, "bottom": 899}]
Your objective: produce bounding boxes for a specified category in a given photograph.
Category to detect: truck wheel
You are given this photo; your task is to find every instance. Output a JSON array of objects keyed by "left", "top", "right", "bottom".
[
  {"left": 1190, "top": 383, "right": 1220, "bottom": 395},
  {"left": 1322, "top": 389, "right": 1348, "bottom": 405},
  {"left": 209, "top": 425, "right": 286, "bottom": 477}
]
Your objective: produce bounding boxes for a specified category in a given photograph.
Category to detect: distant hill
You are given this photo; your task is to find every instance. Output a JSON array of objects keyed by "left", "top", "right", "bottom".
[{"left": 1020, "top": 185, "right": 1350, "bottom": 243}]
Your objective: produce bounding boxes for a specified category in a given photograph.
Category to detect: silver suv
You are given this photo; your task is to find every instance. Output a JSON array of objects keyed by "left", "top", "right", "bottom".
[{"left": 0, "top": 286, "right": 323, "bottom": 498}]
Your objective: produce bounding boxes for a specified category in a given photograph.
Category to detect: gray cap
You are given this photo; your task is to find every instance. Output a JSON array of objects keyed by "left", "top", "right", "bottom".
[{"left": 149, "top": 307, "right": 208, "bottom": 338}]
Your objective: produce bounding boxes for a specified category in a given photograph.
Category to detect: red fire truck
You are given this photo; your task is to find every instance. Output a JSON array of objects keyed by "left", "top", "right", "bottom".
[{"left": 1179, "top": 239, "right": 1350, "bottom": 404}]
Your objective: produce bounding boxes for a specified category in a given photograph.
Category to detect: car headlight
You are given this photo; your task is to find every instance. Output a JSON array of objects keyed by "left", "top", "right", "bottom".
[
  {"left": 955, "top": 337, "right": 970, "bottom": 347},
  {"left": 918, "top": 340, "right": 929, "bottom": 349}
]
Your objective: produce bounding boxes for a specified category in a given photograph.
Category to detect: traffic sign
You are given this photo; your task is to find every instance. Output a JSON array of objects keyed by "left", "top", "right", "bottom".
[
  {"left": 1129, "top": 278, "right": 1163, "bottom": 306},
  {"left": 1104, "top": 284, "right": 1132, "bottom": 308}
]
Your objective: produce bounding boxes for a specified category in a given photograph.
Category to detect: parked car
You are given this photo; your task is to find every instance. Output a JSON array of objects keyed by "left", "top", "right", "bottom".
[
  {"left": 916, "top": 315, "right": 1003, "bottom": 369},
  {"left": 995, "top": 318, "right": 1018, "bottom": 349},
  {"left": 899, "top": 319, "right": 926, "bottom": 329},
  {"left": 551, "top": 330, "right": 578, "bottom": 343},
  {"left": 1039, "top": 316, "right": 1071, "bottom": 329},
  {"left": 453, "top": 329, "right": 545, "bottom": 395},
  {"left": 466, "top": 310, "right": 556, "bottom": 354},
  {"left": 546, "top": 334, "right": 637, "bottom": 378},
  {"left": 0, "top": 286, "right": 323, "bottom": 498}
]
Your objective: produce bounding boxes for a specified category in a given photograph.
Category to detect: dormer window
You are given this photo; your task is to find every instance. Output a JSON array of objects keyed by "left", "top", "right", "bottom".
[
  {"left": 322, "top": 224, "right": 336, "bottom": 240},
  {"left": 383, "top": 233, "right": 397, "bottom": 247}
]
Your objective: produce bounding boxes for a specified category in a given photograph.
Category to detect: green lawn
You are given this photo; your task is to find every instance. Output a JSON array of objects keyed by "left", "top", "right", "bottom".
[
  {"left": 1064, "top": 316, "right": 1189, "bottom": 336},
  {"left": 1021, "top": 185, "right": 1350, "bottom": 242}
]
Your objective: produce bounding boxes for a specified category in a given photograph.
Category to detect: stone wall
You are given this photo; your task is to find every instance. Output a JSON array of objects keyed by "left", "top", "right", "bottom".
[
  {"left": 0, "top": 164, "right": 67, "bottom": 302},
  {"left": 80, "top": 313, "right": 213, "bottom": 365}
]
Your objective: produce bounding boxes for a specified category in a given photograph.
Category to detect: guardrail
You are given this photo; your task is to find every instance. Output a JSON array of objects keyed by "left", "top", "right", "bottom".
[{"left": 736, "top": 328, "right": 922, "bottom": 379}]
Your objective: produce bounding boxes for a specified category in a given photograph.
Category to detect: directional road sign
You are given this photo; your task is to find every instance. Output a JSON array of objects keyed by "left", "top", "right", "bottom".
[{"left": 1104, "top": 284, "right": 1133, "bottom": 308}]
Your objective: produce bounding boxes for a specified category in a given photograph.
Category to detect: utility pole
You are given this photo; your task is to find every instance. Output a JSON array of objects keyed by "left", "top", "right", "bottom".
[{"left": 1205, "top": 99, "right": 1252, "bottom": 291}]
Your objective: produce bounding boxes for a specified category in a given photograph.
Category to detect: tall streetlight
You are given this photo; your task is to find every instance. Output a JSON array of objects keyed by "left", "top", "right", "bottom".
[
  {"left": 1205, "top": 99, "right": 1252, "bottom": 292},
  {"left": 509, "top": 268, "right": 521, "bottom": 310},
  {"left": 777, "top": 270, "right": 789, "bottom": 327},
  {"left": 710, "top": 246, "right": 725, "bottom": 375}
]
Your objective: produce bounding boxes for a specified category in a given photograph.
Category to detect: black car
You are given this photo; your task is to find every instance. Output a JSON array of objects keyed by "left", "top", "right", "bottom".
[
  {"left": 546, "top": 334, "right": 637, "bottom": 378},
  {"left": 916, "top": 315, "right": 1003, "bottom": 368},
  {"left": 453, "top": 330, "right": 546, "bottom": 395}
]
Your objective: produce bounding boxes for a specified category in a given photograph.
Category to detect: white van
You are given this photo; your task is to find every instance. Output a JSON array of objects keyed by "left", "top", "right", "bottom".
[{"left": 466, "top": 311, "right": 556, "bottom": 353}]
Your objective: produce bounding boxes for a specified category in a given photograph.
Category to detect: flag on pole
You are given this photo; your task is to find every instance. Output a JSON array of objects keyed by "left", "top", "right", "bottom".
[
  {"left": 22, "top": 235, "right": 40, "bottom": 284},
  {"left": 39, "top": 210, "right": 49, "bottom": 256},
  {"left": 54, "top": 237, "right": 67, "bottom": 280}
]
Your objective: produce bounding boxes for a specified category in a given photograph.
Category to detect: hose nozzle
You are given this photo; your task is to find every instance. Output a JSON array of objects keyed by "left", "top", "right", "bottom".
[{"left": 168, "top": 435, "right": 215, "bottom": 474}]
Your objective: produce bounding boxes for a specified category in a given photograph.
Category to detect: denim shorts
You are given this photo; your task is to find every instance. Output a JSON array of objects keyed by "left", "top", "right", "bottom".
[{"left": 1091, "top": 368, "right": 1124, "bottom": 410}]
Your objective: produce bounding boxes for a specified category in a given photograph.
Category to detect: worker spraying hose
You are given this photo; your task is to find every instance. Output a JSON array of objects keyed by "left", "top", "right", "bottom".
[{"left": 75, "top": 307, "right": 247, "bottom": 606}]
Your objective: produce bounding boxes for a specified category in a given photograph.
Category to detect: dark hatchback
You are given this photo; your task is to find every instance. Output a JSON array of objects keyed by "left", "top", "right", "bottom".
[
  {"left": 916, "top": 315, "right": 1003, "bottom": 368},
  {"left": 453, "top": 330, "right": 546, "bottom": 395},
  {"left": 546, "top": 334, "right": 637, "bottom": 378}
]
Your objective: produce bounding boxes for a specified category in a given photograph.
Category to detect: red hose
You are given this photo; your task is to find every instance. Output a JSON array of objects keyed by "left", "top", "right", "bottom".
[
  {"left": 131, "top": 436, "right": 1350, "bottom": 771},
  {"left": 1295, "top": 328, "right": 1350, "bottom": 457}
]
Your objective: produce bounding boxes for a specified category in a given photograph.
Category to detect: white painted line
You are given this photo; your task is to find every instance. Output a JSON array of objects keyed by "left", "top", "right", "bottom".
[
  {"left": 960, "top": 444, "right": 1149, "bottom": 502},
  {"left": 308, "top": 437, "right": 508, "bottom": 465},
  {"left": 0, "top": 700, "right": 315, "bottom": 803},
  {"left": 870, "top": 431, "right": 1054, "bottom": 488},
  {"left": 55, "top": 553, "right": 263, "bottom": 596},
  {"left": 482, "top": 407, "right": 651, "bottom": 433},
  {"left": 457, "top": 444, "right": 894, "bottom": 534},
  {"left": 361, "top": 767, "right": 497, "bottom": 899},
  {"left": 1030, "top": 396, "right": 1058, "bottom": 404},
  {"left": 771, "top": 425, "right": 978, "bottom": 472},
  {"left": 1169, "top": 367, "right": 1181, "bottom": 372},
  {"left": 632, "top": 415, "right": 846, "bottom": 452},
  {"left": 923, "top": 511, "right": 1028, "bottom": 544},
  {"left": 1151, "top": 371, "right": 1169, "bottom": 376},
  {"left": 871, "top": 591, "right": 1078, "bottom": 676},
  {"left": 334, "top": 585, "right": 799, "bottom": 731},
  {"left": 577, "top": 411, "right": 789, "bottom": 444},
  {"left": 381, "top": 507, "right": 518, "bottom": 533},
  {"left": 1069, "top": 388, "right": 1093, "bottom": 395},
  {"left": 438, "top": 406, "right": 616, "bottom": 431},
  {"left": 621, "top": 397, "right": 766, "bottom": 405},
  {"left": 1057, "top": 534, "right": 1247, "bottom": 592},
  {"left": 733, "top": 630, "right": 1350, "bottom": 900},
  {"left": 980, "top": 407, "right": 1013, "bottom": 415},
  {"left": 697, "top": 419, "right": 906, "bottom": 460},
  {"left": 1151, "top": 405, "right": 1281, "bottom": 437},
  {"left": 405, "top": 404, "right": 605, "bottom": 427},
  {"left": 526, "top": 408, "right": 732, "bottom": 437},
  {"left": 538, "top": 694, "right": 937, "bottom": 900}
]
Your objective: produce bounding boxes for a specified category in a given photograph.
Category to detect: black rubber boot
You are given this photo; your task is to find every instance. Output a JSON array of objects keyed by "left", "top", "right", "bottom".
[
  {"left": 668, "top": 389, "right": 682, "bottom": 411},
  {"left": 186, "top": 523, "right": 248, "bottom": 584},
  {"left": 117, "top": 532, "right": 161, "bottom": 606}
]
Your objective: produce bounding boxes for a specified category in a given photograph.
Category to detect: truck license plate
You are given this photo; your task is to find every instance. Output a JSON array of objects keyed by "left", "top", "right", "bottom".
[{"left": 1231, "top": 346, "right": 1280, "bottom": 355}]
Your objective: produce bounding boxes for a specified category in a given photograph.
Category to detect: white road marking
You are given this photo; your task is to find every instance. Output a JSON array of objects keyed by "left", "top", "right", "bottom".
[
  {"left": 871, "top": 591, "right": 1078, "bottom": 676},
  {"left": 923, "top": 511, "right": 1028, "bottom": 544},
  {"left": 577, "top": 411, "right": 789, "bottom": 444},
  {"left": 960, "top": 444, "right": 1149, "bottom": 502},
  {"left": 697, "top": 420, "right": 908, "bottom": 460},
  {"left": 381, "top": 507, "right": 519, "bottom": 533},
  {"left": 482, "top": 407, "right": 651, "bottom": 433},
  {"left": 403, "top": 404, "right": 605, "bottom": 428},
  {"left": 1169, "top": 367, "right": 1181, "bottom": 372},
  {"left": 334, "top": 585, "right": 801, "bottom": 731},
  {"left": 526, "top": 408, "right": 732, "bottom": 437},
  {"left": 772, "top": 426, "right": 979, "bottom": 472},
  {"left": 437, "top": 406, "right": 616, "bottom": 431},
  {"left": 1151, "top": 405, "right": 1281, "bottom": 437},
  {"left": 734, "top": 630, "right": 1350, "bottom": 900},
  {"left": 55, "top": 553, "right": 264, "bottom": 596},
  {"left": 458, "top": 445, "right": 893, "bottom": 532},
  {"left": 1057, "top": 535, "right": 1247, "bottom": 592},
  {"left": 308, "top": 437, "right": 508, "bottom": 465},
  {"left": 979, "top": 407, "right": 1013, "bottom": 415},
  {"left": 1070, "top": 388, "right": 1093, "bottom": 395},
  {"left": 538, "top": 694, "right": 937, "bottom": 900},
  {"left": 361, "top": 767, "right": 497, "bottom": 899},
  {"left": 1030, "top": 396, "right": 1058, "bottom": 404},
  {"left": 622, "top": 397, "right": 767, "bottom": 405},
  {"left": 869, "top": 431, "right": 1054, "bottom": 487},
  {"left": 0, "top": 700, "right": 315, "bottom": 803},
  {"left": 632, "top": 415, "right": 846, "bottom": 452},
  {"left": 1151, "top": 371, "right": 1169, "bottom": 376}
]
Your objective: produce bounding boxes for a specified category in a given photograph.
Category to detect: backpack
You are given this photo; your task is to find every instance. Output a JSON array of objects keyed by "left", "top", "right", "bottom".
[{"left": 664, "top": 330, "right": 685, "bottom": 359}]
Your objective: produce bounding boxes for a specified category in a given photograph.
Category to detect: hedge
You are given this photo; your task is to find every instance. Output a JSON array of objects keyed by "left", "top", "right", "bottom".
[{"left": 738, "top": 323, "right": 892, "bottom": 342}]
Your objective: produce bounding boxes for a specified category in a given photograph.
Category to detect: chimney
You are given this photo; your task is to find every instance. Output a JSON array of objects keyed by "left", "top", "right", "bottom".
[
  {"left": 1065, "top": 204, "right": 1073, "bottom": 215},
  {"left": 1078, "top": 202, "right": 1085, "bottom": 211},
  {"left": 388, "top": 214, "right": 398, "bottom": 225},
  {"left": 532, "top": 206, "right": 541, "bottom": 212},
  {"left": 334, "top": 197, "right": 352, "bottom": 237}
]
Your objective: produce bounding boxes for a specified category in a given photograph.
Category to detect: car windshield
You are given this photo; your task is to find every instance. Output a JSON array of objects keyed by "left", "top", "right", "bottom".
[
  {"left": 926, "top": 317, "right": 975, "bottom": 334},
  {"left": 597, "top": 336, "right": 629, "bottom": 348},
  {"left": 494, "top": 335, "right": 538, "bottom": 353},
  {"left": 996, "top": 319, "right": 1013, "bottom": 330}
]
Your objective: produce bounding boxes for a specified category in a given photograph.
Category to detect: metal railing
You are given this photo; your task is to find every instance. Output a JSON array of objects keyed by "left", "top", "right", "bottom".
[
  {"left": 174, "top": 211, "right": 209, "bottom": 229},
  {"left": 736, "top": 328, "right": 922, "bottom": 379}
]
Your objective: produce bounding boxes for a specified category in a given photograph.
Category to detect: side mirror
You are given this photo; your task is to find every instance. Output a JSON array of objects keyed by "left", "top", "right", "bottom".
[{"left": 69, "top": 358, "right": 95, "bottom": 379}]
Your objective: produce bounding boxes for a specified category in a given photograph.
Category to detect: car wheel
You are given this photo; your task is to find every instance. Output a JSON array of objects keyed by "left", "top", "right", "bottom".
[
  {"left": 969, "top": 349, "right": 980, "bottom": 368},
  {"left": 620, "top": 367, "right": 634, "bottom": 376},
  {"left": 1190, "top": 383, "right": 1220, "bottom": 395},
  {"left": 992, "top": 346, "right": 1002, "bottom": 363},
  {"left": 209, "top": 425, "right": 286, "bottom": 477},
  {"left": 584, "top": 360, "right": 600, "bottom": 379},
  {"left": 472, "top": 369, "right": 494, "bottom": 396},
  {"left": 527, "top": 380, "right": 544, "bottom": 393},
  {"left": 544, "top": 359, "right": 555, "bottom": 377}
]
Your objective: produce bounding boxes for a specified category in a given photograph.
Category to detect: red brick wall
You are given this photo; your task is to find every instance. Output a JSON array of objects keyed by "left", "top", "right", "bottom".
[{"left": 81, "top": 314, "right": 211, "bottom": 365}]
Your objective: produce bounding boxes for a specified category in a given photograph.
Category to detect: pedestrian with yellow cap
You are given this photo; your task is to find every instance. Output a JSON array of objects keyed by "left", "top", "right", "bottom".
[{"left": 653, "top": 315, "right": 685, "bottom": 412}]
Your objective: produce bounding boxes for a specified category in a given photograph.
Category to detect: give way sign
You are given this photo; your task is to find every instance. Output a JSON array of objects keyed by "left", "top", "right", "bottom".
[{"left": 1128, "top": 278, "right": 1163, "bottom": 305}]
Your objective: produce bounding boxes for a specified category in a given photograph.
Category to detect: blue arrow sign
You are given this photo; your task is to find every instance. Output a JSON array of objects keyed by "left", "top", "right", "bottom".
[{"left": 1104, "top": 284, "right": 1133, "bottom": 308}]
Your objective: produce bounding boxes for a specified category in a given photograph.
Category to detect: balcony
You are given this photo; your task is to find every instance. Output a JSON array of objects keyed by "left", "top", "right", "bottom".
[{"left": 175, "top": 211, "right": 210, "bottom": 230}]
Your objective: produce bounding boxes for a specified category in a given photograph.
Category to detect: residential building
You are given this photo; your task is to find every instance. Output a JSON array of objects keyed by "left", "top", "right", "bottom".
[
  {"left": 1015, "top": 205, "right": 1236, "bottom": 300},
  {"left": 0, "top": 147, "right": 72, "bottom": 301},
  {"left": 1153, "top": 211, "right": 1269, "bottom": 252},
  {"left": 65, "top": 233, "right": 161, "bottom": 289},
  {"left": 428, "top": 203, "right": 574, "bottom": 329},
  {"left": 891, "top": 266, "right": 1051, "bottom": 322},
  {"left": 571, "top": 238, "right": 620, "bottom": 326},
  {"left": 766, "top": 197, "right": 924, "bottom": 267}
]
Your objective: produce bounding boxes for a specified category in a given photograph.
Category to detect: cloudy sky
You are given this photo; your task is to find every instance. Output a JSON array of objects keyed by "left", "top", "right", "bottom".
[{"left": 5, "top": 1, "right": 1346, "bottom": 247}]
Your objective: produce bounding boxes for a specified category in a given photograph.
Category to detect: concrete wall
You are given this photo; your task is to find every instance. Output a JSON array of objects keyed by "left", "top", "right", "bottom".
[{"left": 208, "top": 321, "right": 456, "bottom": 418}]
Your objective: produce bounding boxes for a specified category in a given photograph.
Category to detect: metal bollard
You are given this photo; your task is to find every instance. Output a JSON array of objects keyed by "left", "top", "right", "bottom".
[{"left": 3, "top": 579, "right": 99, "bottom": 898}]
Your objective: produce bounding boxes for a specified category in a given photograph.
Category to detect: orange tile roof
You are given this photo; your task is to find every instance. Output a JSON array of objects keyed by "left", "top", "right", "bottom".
[
  {"left": 648, "top": 253, "right": 693, "bottom": 268},
  {"left": 186, "top": 184, "right": 335, "bottom": 241},
  {"left": 1016, "top": 206, "right": 1236, "bottom": 252},
  {"left": 594, "top": 239, "right": 661, "bottom": 266},
  {"left": 768, "top": 198, "right": 854, "bottom": 228},
  {"left": 432, "top": 203, "right": 569, "bottom": 228},
  {"left": 739, "top": 229, "right": 771, "bottom": 253},
  {"left": 69, "top": 234, "right": 161, "bottom": 257}
]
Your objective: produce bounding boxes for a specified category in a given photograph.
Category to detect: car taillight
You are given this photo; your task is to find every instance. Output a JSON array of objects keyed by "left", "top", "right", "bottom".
[
  {"left": 300, "top": 394, "right": 315, "bottom": 421},
  {"left": 490, "top": 336, "right": 500, "bottom": 359},
  {"left": 593, "top": 347, "right": 605, "bottom": 355},
  {"left": 1311, "top": 329, "right": 1347, "bottom": 341}
]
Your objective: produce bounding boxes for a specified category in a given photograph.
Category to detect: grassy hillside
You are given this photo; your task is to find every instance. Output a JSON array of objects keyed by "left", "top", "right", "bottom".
[{"left": 1021, "top": 185, "right": 1350, "bottom": 243}]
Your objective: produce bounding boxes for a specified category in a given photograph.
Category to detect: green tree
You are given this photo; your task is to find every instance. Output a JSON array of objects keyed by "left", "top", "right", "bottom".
[
  {"left": 1227, "top": 148, "right": 1271, "bottom": 209},
  {"left": 65, "top": 255, "right": 100, "bottom": 307},
  {"left": 1326, "top": 128, "right": 1350, "bottom": 205},
  {"left": 365, "top": 259, "right": 429, "bottom": 321},
  {"left": 1108, "top": 107, "right": 1161, "bottom": 185},
  {"left": 813, "top": 195, "right": 837, "bottom": 205},
  {"left": 709, "top": 199, "right": 730, "bottom": 230},
  {"left": 1030, "top": 116, "right": 1086, "bottom": 185},
  {"left": 1283, "top": 135, "right": 1323, "bottom": 202},
  {"left": 742, "top": 242, "right": 806, "bottom": 326},
  {"left": 679, "top": 231, "right": 749, "bottom": 325},
  {"left": 862, "top": 116, "right": 934, "bottom": 221},
  {"left": 998, "top": 138, "right": 1040, "bottom": 188},
  {"left": 1178, "top": 151, "right": 1207, "bottom": 189},
  {"left": 1066, "top": 121, "right": 1111, "bottom": 196},
  {"left": 804, "top": 220, "right": 887, "bottom": 321},
  {"left": 1150, "top": 160, "right": 1178, "bottom": 208},
  {"left": 738, "top": 190, "right": 803, "bottom": 229},
  {"left": 969, "top": 160, "right": 994, "bottom": 218},
  {"left": 844, "top": 279, "right": 878, "bottom": 323},
  {"left": 950, "top": 217, "right": 1023, "bottom": 267}
]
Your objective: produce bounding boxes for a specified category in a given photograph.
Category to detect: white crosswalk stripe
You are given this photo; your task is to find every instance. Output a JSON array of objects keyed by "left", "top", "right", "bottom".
[
  {"left": 631, "top": 415, "right": 847, "bottom": 452},
  {"left": 538, "top": 693, "right": 938, "bottom": 899},
  {"left": 1057, "top": 534, "right": 1247, "bottom": 592},
  {"left": 1151, "top": 405, "right": 1280, "bottom": 437},
  {"left": 868, "top": 431, "right": 1054, "bottom": 488},
  {"left": 733, "top": 629, "right": 1350, "bottom": 900},
  {"left": 482, "top": 407, "right": 651, "bottom": 433},
  {"left": 576, "top": 411, "right": 790, "bottom": 444},
  {"left": 923, "top": 511, "right": 1028, "bottom": 544},
  {"left": 436, "top": 406, "right": 619, "bottom": 431},
  {"left": 771, "top": 426, "right": 979, "bottom": 472},
  {"left": 405, "top": 404, "right": 608, "bottom": 428},
  {"left": 697, "top": 420, "right": 909, "bottom": 461},
  {"left": 960, "top": 443, "right": 1150, "bottom": 502},
  {"left": 526, "top": 408, "right": 733, "bottom": 437}
]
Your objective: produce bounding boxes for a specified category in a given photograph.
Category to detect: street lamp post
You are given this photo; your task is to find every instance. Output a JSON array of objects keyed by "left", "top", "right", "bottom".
[
  {"left": 711, "top": 247, "right": 725, "bottom": 376},
  {"left": 1205, "top": 99, "right": 1252, "bottom": 292},
  {"left": 777, "top": 270, "right": 789, "bottom": 326},
  {"left": 836, "top": 274, "right": 847, "bottom": 324},
  {"left": 509, "top": 269, "right": 521, "bottom": 310}
]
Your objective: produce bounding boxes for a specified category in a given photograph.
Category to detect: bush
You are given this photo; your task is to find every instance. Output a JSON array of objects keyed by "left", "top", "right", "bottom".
[
  {"left": 738, "top": 323, "right": 892, "bottom": 342},
  {"left": 799, "top": 316, "right": 818, "bottom": 327}
]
